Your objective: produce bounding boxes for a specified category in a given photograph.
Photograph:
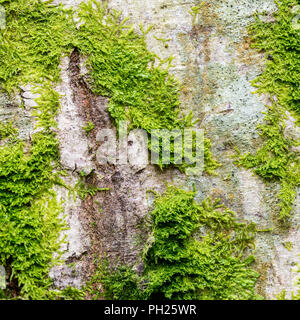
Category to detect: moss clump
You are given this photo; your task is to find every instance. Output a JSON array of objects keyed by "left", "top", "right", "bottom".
[
  {"left": 87, "top": 258, "right": 142, "bottom": 300},
  {"left": 189, "top": 2, "right": 206, "bottom": 24},
  {"left": 0, "top": 87, "right": 68, "bottom": 300},
  {"left": 203, "top": 136, "right": 221, "bottom": 175},
  {"left": 0, "top": 121, "right": 18, "bottom": 140},
  {"left": 75, "top": 1, "right": 181, "bottom": 132},
  {"left": 82, "top": 121, "right": 95, "bottom": 135},
  {"left": 236, "top": 105, "right": 300, "bottom": 219},
  {"left": 0, "top": 131, "right": 66, "bottom": 299},
  {"left": 237, "top": 0, "right": 300, "bottom": 219},
  {"left": 142, "top": 187, "right": 260, "bottom": 300},
  {"left": 0, "top": 0, "right": 75, "bottom": 92},
  {"left": 96, "top": 187, "right": 261, "bottom": 300}
]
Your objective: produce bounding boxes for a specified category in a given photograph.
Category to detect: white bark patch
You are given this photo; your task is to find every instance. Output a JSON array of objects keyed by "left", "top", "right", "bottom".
[
  {"left": 238, "top": 168, "right": 265, "bottom": 223},
  {"left": 56, "top": 57, "right": 95, "bottom": 175},
  {"left": 265, "top": 229, "right": 300, "bottom": 299}
]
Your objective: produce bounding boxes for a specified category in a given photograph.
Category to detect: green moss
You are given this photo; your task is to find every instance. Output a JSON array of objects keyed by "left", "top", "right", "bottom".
[
  {"left": 87, "top": 258, "right": 142, "bottom": 300},
  {"left": 249, "top": 0, "right": 300, "bottom": 120},
  {"left": 282, "top": 241, "right": 293, "bottom": 251},
  {"left": 0, "top": 129, "right": 68, "bottom": 299},
  {"left": 189, "top": 1, "right": 206, "bottom": 24},
  {"left": 236, "top": 0, "right": 300, "bottom": 219},
  {"left": 32, "top": 85, "right": 62, "bottom": 132},
  {"left": 0, "top": 0, "right": 74, "bottom": 299},
  {"left": 75, "top": 1, "right": 180, "bottom": 132},
  {"left": 0, "top": 0, "right": 74, "bottom": 92},
  {"left": 95, "top": 187, "right": 261, "bottom": 300},
  {"left": 73, "top": 176, "right": 109, "bottom": 201},
  {"left": 82, "top": 121, "right": 95, "bottom": 135},
  {"left": 50, "top": 286, "right": 86, "bottom": 301},
  {"left": 74, "top": 1, "right": 219, "bottom": 174},
  {"left": 0, "top": 121, "right": 18, "bottom": 140},
  {"left": 142, "top": 186, "right": 261, "bottom": 300}
]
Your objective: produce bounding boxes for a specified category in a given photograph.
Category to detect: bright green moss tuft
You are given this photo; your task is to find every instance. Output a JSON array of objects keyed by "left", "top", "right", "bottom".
[
  {"left": 87, "top": 258, "right": 142, "bottom": 300},
  {"left": 142, "top": 187, "right": 261, "bottom": 300},
  {"left": 0, "top": 121, "right": 18, "bottom": 140},
  {"left": 82, "top": 121, "right": 95, "bottom": 135},
  {"left": 0, "top": 0, "right": 75, "bottom": 92},
  {"left": 75, "top": 1, "right": 181, "bottom": 132}
]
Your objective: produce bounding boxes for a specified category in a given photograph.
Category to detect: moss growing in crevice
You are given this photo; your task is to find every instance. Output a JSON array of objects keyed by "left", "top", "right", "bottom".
[
  {"left": 236, "top": 0, "right": 300, "bottom": 220},
  {"left": 86, "top": 257, "right": 142, "bottom": 300}
]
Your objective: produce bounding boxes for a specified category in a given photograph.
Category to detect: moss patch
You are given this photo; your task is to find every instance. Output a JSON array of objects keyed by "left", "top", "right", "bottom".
[
  {"left": 0, "top": 0, "right": 75, "bottom": 299},
  {"left": 74, "top": 1, "right": 219, "bottom": 173},
  {"left": 95, "top": 187, "right": 261, "bottom": 300},
  {"left": 236, "top": 0, "right": 300, "bottom": 220},
  {"left": 0, "top": 0, "right": 74, "bottom": 92}
]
